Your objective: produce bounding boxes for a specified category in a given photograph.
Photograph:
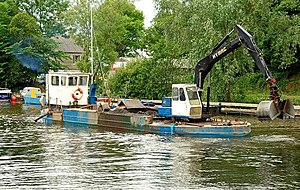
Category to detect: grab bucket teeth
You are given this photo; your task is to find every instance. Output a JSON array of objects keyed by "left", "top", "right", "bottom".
[
  {"left": 280, "top": 99, "right": 295, "bottom": 119},
  {"left": 257, "top": 101, "right": 280, "bottom": 120}
]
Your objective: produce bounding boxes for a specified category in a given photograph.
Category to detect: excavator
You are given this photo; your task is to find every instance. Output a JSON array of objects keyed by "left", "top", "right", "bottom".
[{"left": 161, "top": 24, "right": 295, "bottom": 121}]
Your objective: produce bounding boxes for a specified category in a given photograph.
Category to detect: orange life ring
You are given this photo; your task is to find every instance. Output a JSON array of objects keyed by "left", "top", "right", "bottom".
[{"left": 72, "top": 87, "right": 83, "bottom": 100}]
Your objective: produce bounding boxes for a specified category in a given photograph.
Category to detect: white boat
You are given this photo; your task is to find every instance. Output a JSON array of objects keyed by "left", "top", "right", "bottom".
[
  {"left": 0, "top": 88, "right": 12, "bottom": 102},
  {"left": 21, "top": 87, "right": 45, "bottom": 104}
]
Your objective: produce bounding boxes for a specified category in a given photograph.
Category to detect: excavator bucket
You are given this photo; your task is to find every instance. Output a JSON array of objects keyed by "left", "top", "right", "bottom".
[
  {"left": 257, "top": 101, "right": 280, "bottom": 120},
  {"left": 279, "top": 99, "right": 295, "bottom": 119},
  {"left": 257, "top": 99, "right": 295, "bottom": 120}
]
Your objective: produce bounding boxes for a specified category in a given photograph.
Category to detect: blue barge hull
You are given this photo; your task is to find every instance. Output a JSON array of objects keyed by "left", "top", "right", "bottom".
[{"left": 44, "top": 108, "right": 251, "bottom": 137}]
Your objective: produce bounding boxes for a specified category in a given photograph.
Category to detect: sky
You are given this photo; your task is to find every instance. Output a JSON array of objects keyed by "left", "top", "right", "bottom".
[{"left": 134, "top": 0, "right": 156, "bottom": 28}]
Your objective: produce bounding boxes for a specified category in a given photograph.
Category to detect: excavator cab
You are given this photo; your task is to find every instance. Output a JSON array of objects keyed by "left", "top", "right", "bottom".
[
  {"left": 171, "top": 84, "right": 203, "bottom": 119},
  {"left": 171, "top": 84, "right": 220, "bottom": 120}
]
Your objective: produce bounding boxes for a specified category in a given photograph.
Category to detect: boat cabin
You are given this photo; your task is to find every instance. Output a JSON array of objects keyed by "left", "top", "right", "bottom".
[
  {"left": 21, "top": 87, "right": 45, "bottom": 104},
  {"left": 21, "top": 87, "right": 43, "bottom": 97},
  {"left": 46, "top": 70, "right": 90, "bottom": 106}
]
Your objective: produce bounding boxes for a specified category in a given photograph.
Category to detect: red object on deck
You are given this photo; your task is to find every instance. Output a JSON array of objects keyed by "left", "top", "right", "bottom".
[
  {"left": 97, "top": 98, "right": 109, "bottom": 102},
  {"left": 11, "top": 95, "right": 17, "bottom": 102}
]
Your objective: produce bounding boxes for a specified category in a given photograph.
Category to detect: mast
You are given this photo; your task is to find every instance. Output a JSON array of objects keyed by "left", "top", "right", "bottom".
[
  {"left": 90, "top": 1, "right": 94, "bottom": 83},
  {"left": 88, "top": 1, "right": 97, "bottom": 105}
]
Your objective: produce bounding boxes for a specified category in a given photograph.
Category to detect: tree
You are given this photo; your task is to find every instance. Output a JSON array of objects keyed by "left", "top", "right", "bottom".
[
  {"left": 64, "top": 0, "right": 91, "bottom": 73},
  {"left": 93, "top": 0, "right": 144, "bottom": 72},
  {"left": 14, "top": 0, "right": 70, "bottom": 37},
  {"left": 9, "top": 12, "right": 40, "bottom": 41},
  {"left": 8, "top": 12, "right": 64, "bottom": 72},
  {"left": 147, "top": 0, "right": 299, "bottom": 102},
  {"left": 66, "top": 0, "right": 145, "bottom": 80},
  {"left": 0, "top": 0, "right": 23, "bottom": 89},
  {"left": 108, "top": 58, "right": 172, "bottom": 99},
  {"left": 0, "top": 0, "right": 67, "bottom": 90},
  {"left": 254, "top": 0, "right": 300, "bottom": 73}
]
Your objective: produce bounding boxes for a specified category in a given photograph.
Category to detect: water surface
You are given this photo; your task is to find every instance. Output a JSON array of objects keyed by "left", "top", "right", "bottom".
[{"left": 0, "top": 102, "right": 299, "bottom": 189}]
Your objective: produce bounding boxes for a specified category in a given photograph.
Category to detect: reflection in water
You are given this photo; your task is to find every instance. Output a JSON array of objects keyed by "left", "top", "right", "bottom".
[{"left": 0, "top": 103, "right": 299, "bottom": 189}]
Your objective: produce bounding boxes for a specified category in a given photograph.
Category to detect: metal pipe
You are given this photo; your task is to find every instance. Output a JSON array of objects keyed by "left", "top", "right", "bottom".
[{"left": 206, "top": 72, "right": 211, "bottom": 113}]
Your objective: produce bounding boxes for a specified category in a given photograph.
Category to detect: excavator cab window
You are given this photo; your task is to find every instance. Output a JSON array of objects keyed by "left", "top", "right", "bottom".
[
  {"left": 186, "top": 86, "right": 200, "bottom": 105},
  {"left": 172, "top": 87, "right": 179, "bottom": 101},
  {"left": 172, "top": 87, "right": 186, "bottom": 101},
  {"left": 179, "top": 88, "right": 186, "bottom": 101}
]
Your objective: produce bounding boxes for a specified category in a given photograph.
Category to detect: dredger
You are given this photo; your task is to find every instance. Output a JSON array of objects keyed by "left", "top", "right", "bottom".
[{"left": 169, "top": 24, "right": 295, "bottom": 121}]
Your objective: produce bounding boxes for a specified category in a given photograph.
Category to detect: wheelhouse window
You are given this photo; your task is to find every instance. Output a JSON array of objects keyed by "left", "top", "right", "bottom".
[
  {"left": 68, "top": 76, "right": 78, "bottom": 86},
  {"left": 61, "top": 76, "right": 66, "bottom": 86},
  {"left": 51, "top": 76, "right": 59, "bottom": 86},
  {"left": 79, "top": 76, "right": 88, "bottom": 86}
]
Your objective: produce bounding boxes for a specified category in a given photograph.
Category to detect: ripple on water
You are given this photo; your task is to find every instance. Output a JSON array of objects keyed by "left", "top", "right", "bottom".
[
  {"left": 1, "top": 108, "right": 300, "bottom": 189},
  {"left": 253, "top": 134, "right": 296, "bottom": 143}
]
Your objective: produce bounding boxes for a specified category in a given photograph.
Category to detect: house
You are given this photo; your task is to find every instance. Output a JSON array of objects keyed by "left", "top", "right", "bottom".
[
  {"left": 112, "top": 57, "right": 134, "bottom": 70},
  {"left": 52, "top": 36, "right": 84, "bottom": 70},
  {"left": 107, "top": 57, "right": 135, "bottom": 78}
]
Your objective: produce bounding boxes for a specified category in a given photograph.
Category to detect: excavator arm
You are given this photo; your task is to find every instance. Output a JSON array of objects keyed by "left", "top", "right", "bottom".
[{"left": 194, "top": 24, "right": 294, "bottom": 120}]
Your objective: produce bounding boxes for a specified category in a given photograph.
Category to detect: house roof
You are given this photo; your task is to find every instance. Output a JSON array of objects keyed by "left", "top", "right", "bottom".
[{"left": 52, "top": 36, "right": 84, "bottom": 54}]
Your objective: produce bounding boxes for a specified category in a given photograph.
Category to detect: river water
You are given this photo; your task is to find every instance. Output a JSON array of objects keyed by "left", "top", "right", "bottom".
[{"left": 0, "top": 102, "right": 299, "bottom": 189}]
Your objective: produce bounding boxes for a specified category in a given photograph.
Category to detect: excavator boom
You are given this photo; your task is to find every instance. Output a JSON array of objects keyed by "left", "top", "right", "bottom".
[{"left": 194, "top": 24, "right": 295, "bottom": 120}]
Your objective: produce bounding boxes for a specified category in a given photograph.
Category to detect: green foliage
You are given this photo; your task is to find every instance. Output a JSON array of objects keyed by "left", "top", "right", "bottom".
[
  {"left": 66, "top": 0, "right": 145, "bottom": 81},
  {"left": 149, "top": 0, "right": 254, "bottom": 101},
  {"left": 145, "top": 0, "right": 299, "bottom": 102},
  {"left": 0, "top": 1, "right": 18, "bottom": 49},
  {"left": 0, "top": 59, "right": 37, "bottom": 91},
  {"left": 230, "top": 73, "right": 267, "bottom": 103},
  {"left": 0, "top": 6, "right": 65, "bottom": 89},
  {"left": 8, "top": 12, "right": 64, "bottom": 73},
  {"left": 64, "top": 0, "right": 90, "bottom": 51},
  {"left": 0, "top": 1, "right": 21, "bottom": 89},
  {"left": 15, "top": 0, "right": 70, "bottom": 37},
  {"left": 143, "top": 25, "right": 166, "bottom": 59},
  {"left": 94, "top": 0, "right": 145, "bottom": 71},
  {"left": 120, "top": 3, "right": 145, "bottom": 56},
  {"left": 0, "top": 2, "right": 11, "bottom": 53},
  {"left": 108, "top": 58, "right": 173, "bottom": 99},
  {"left": 9, "top": 12, "right": 41, "bottom": 41}
]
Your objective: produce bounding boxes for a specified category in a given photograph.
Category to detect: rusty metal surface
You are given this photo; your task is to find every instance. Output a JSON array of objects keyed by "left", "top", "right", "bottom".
[
  {"left": 282, "top": 99, "right": 295, "bottom": 119},
  {"left": 257, "top": 100, "right": 280, "bottom": 120},
  {"left": 117, "top": 99, "right": 145, "bottom": 109}
]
